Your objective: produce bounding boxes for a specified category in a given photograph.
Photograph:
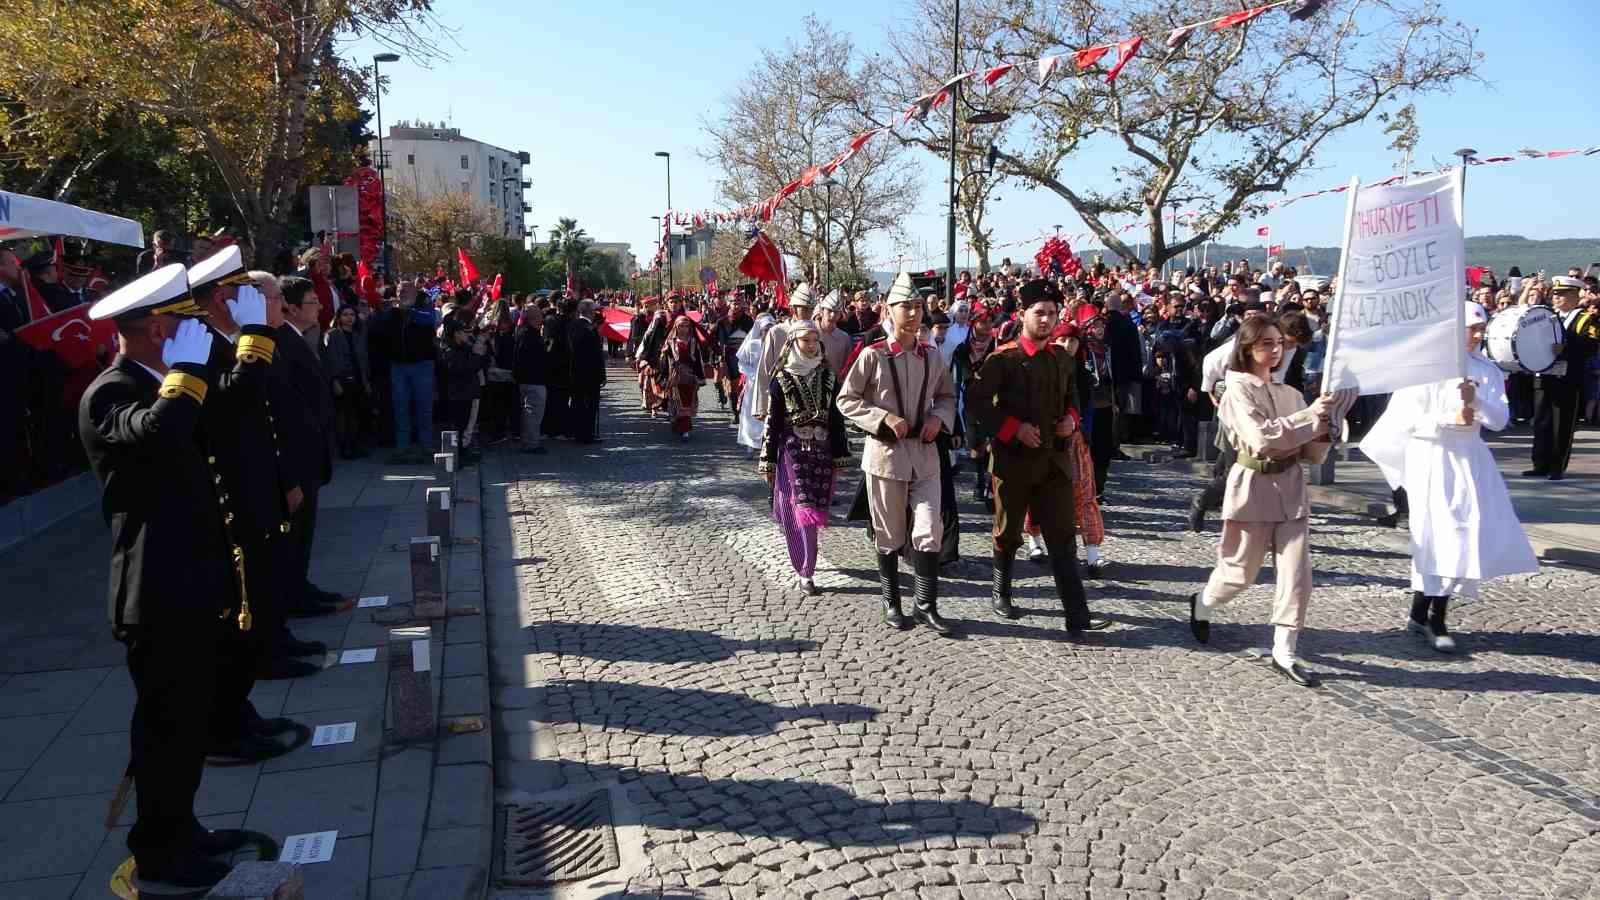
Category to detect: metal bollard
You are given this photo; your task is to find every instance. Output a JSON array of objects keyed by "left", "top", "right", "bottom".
[
  {"left": 387, "top": 625, "right": 434, "bottom": 741},
  {"left": 433, "top": 451, "right": 455, "bottom": 485},
  {"left": 410, "top": 535, "right": 445, "bottom": 619},
  {"left": 441, "top": 430, "right": 459, "bottom": 454},
  {"left": 426, "top": 486, "right": 452, "bottom": 546}
]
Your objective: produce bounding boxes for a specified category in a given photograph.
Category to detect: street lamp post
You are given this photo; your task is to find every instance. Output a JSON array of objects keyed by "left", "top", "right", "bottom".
[
  {"left": 651, "top": 215, "right": 663, "bottom": 299},
  {"left": 372, "top": 53, "right": 400, "bottom": 276},
  {"left": 945, "top": 0, "right": 960, "bottom": 308},
  {"left": 654, "top": 151, "right": 672, "bottom": 292}
]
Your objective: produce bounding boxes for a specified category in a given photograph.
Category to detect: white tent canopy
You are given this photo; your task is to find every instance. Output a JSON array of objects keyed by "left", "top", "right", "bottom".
[{"left": 0, "top": 190, "right": 144, "bottom": 248}]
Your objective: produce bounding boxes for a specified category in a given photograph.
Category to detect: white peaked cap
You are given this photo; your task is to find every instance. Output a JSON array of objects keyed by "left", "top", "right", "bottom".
[
  {"left": 1465, "top": 302, "right": 1489, "bottom": 326},
  {"left": 88, "top": 264, "right": 192, "bottom": 321},
  {"left": 816, "top": 289, "right": 842, "bottom": 312},
  {"left": 186, "top": 244, "right": 248, "bottom": 293},
  {"left": 886, "top": 272, "right": 917, "bottom": 306},
  {"left": 789, "top": 282, "right": 816, "bottom": 307}
]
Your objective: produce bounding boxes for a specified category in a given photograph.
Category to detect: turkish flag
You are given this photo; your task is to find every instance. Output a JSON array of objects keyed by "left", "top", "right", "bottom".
[
  {"left": 490, "top": 274, "right": 503, "bottom": 300},
  {"left": 1214, "top": 5, "right": 1271, "bottom": 30},
  {"left": 1105, "top": 36, "right": 1143, "bottom": 83},
  {"left": 1256, "top": 226, "right": 1271, "bottom": 238},
  {"left": 1268, "top": 244, "right": 1284, "bottom": 258},
  {"left": 1074, "top": 46, "right": 1110, "bottom": 69},
  {"left": 457, "top": 248, "right": 479, "bottom": 285},
  {"left": 983, "top": 64, "right": 1015, "bottom": 85}
]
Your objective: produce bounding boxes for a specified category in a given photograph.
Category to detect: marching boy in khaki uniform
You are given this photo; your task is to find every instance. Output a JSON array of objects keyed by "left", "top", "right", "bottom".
[{"left": 837, "top": 273, "right": 958, "bottom": 635}]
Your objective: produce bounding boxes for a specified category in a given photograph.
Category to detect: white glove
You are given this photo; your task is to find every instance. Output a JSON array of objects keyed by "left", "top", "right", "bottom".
[
  {"left": 226, "top": 284, "right": 268, "bottom": 328},
  {"left": 162, "top": 318, "right": 213, "bottom": 368}
]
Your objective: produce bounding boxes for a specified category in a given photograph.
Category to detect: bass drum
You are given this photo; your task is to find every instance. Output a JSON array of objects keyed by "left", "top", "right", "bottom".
[{"left": 1486, "top": 304, "right": 1563, "bottom": 374}]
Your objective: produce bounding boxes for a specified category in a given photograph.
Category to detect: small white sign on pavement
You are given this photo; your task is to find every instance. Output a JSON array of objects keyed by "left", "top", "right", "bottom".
[
  {"left": 339, "top": 648, "right": 378, "bottom": 665},
  {"left": 311, "top": 723, "right": 357, "bottom": 747},
  {"left": 280, "top": 830, "right": 338, "bottom": 864},
  {"left": 357, "top": 595, "right": 389, "bottom": 608},
  {"left": 411, "top": 639, "right": 430, "bottom": 672}
]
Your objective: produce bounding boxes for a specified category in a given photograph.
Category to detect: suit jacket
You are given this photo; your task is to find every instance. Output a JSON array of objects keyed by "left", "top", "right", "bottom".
[
  {"left": 274, "top": 322, "right": 335, "bottom": 490},
  {"left": 966, "top": 338, "right": 1078, "bottom": 482},
  {"left": 79, "top": 357, "right": 233, "bottom": 629},
  {"left": 836, "top": 339, "right": 956, "bottom": 483},
  {"left": 202, "top": 327, "right": 289, "bottom": 540},
  {"left": 569, "top": 318, "right": 607, "bottom": 388}
]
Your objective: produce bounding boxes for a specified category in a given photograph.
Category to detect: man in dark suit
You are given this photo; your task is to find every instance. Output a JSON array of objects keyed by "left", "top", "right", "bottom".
[
  {"left": 134, "top": 230, "right": 190, "bottom": 275},
  {"left": 79, "top": 265, "right": 249, "bottom": 892},
  {"left": 567, "top": 298, "right": 607, "bottom": 443},
  {"left": 190, "top": 249, "right": 326, "bottom": 689},
  {"left": 1102, "top": 291, "right": 1143, "bottom": 455},
  {"left": 276, "top": 276, "right": 343, "bottom": 614}
]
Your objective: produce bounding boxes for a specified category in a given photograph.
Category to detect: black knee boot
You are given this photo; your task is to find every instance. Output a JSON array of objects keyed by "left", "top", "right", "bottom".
[
  {"left": 1426, "top": 595, "right": 1456, "bottom": 653},
  {"left": 991, "top": 550, "right": 1018, "bottom": 619},
  {"left": 1051, "top": 553, "right": 1108, "bottom": 640},
  {"left": 911, "top": 550, "right": 952, "bottom": 636},
  {"left": 877, "top": 552, "right": 907, "bottom": 630},
  {"left": 973, "top": 454, "right": 990, "bottom": 502},
  {"left": 1408, "top": 591, "right": 1430, "bottom": 627}
]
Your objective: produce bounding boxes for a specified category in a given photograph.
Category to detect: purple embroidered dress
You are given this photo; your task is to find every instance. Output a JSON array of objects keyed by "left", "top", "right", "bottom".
[{"left": 758, "top": 366, "right": 851, "bottom": 578}]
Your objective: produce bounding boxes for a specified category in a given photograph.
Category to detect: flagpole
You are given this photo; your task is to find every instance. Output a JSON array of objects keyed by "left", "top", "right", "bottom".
[
  {"left": 1320, "top": 176, "right": 1363, "bottom": 398},
  {"left": 945, "top": 0, "right": 960, "bottom": 311}
]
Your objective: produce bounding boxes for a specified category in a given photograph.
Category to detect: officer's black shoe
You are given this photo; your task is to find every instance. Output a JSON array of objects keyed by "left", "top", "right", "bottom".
[
  {"left": 134, "top": 853, "right": 231, "bottom": 891},
  {"left": 1187, "top": 499, "right": 1207, "bottom": 533},
  {"left": 991, "top": 551, "right": 1018, "bottom": 619},
  {"left": 247, "top": 716, "right": 300, "bottom": 738},
  {"left": 1052, "top": 553, "right": 1101, "bottom": 637},
  {"left": 272, "top": 634, "right": 327, "bottom": 657},
  {"left": 1188, "top": 592, "right": 1210, "bottom": 644},
  {"left": 911, "top": 550, "right": 953, "bottom": 637},
  {"left": 1521, "top": 468, "right": 1549, "bottom": 478},
  {"left": 208, "top": 732, "right": 298, "bottom": 764},
  {"left": 1374, "top": 511, "right": 1400, "bottom": 528},
  {"left": 1271, "top": 659, "right": 1320, "bottom": 687},
  {"left": 1549, "top": 471, "right": 1566, "bottom": 481},
  {"left": 877, "top": 552, "right": 907, "bottom": 630},
  {"left": 256, "top": 655, "right": 322, "bottom": 680},
  {"left": 190, "top": 828, "right": 251, "bottom": 856}
]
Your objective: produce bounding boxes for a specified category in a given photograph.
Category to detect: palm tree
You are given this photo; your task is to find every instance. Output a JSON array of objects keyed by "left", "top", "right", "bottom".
[{"left": 549, "top": 217, "right": 590, "bottom": 289}]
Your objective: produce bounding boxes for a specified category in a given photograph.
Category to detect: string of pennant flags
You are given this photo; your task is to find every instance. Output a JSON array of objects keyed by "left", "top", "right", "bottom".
[{"left": 652, "top": 141, "right": 1600, "bottom": 271}]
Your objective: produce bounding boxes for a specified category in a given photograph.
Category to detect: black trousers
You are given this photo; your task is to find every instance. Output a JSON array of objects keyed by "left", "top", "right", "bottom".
[
  {"left": 1532, "top": 375, "right": 1582, "bottom": 474},
  {"left": 291, "top": 486, "right": 321, "bottom": 604},
  {"left": 1088, "top": 407, "right": 1115, "bottom": 496},
  {"left": 937, "top": 433, "right": 959, "bottom": 565},
  {"left": 542, "top": 386, "right": 570, "bottom": 437},
  {"left": 1509, "top": 372, "right": 1536, "bottom": 422},
  {"left": 125, "top": 622, "right": 221, "bottom": 867},
  {"left": 568, "top": 385, "right": 601, "bottom": 441},
  {"left": 1196, "top": 443, "right": 1239, "bottom": 513}
]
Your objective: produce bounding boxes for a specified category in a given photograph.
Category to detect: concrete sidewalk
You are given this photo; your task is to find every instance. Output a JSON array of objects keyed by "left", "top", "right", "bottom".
[
  {"left": 1135, "top": 422, "right": 1600, "bottom": 567},
  {"left": 0, "top": 456, "right": 491, "bottom": 899}
]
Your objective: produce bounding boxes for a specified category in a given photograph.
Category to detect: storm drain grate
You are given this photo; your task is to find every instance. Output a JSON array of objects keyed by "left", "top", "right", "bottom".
[{"left": 498, "top": 790, "right": 621, "bottom": 885}]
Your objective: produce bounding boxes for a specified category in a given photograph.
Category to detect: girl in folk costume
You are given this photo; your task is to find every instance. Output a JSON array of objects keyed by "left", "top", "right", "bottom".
[
  {"left": 1076, "top": 310, "right": 1118, "bottom": 499},
  {"left": 1018, "top": 321, "right": 1108, "bottom": 574},
  {"left": 655, "top": 315, "right": 708, "bottom": 441},
  {"left": 758, "top": 319, "right": 850, "bottom": 595},
  {"left": 1189, "top": 314, "right": 1335, "bottom": 688},
  {"left": 1358, "top": 302, "right": 1538, "bottom": 653},
  {"left": 735, "top": 308, "right": 778, "bottom": 455}
]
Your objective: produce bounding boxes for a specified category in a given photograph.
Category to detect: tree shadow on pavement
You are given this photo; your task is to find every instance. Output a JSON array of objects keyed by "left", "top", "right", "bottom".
[
  {"left": 529, "top": 620, "right": 817, "bottom": 664},
  {"left": 532, "top": 680, "right": 877, "bottom": 737}
]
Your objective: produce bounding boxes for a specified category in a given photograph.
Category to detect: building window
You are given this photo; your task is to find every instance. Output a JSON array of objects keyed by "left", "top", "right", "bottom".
[
  {"left": 460, "top": 154, "right": 469, "bottom": 169},
  {"left": 406, "top": 153, "right": 414, "bottom": 165}
]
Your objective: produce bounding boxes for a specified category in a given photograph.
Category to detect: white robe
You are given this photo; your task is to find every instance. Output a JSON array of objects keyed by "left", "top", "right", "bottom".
[
  {"left": 736, "top": 314, "right": 775, "bottom": 449},
  {"left": 1359, "top": 352, "right": 1538, "bottom": 597}
]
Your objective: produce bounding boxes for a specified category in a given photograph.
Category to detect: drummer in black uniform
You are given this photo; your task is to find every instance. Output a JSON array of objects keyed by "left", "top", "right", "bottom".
[
  {"left": 79, "top": 265, "right": 256, "bottom": 892},
  {"left": 1526, "top": 276, "right": 1600, "bottom": 480}
]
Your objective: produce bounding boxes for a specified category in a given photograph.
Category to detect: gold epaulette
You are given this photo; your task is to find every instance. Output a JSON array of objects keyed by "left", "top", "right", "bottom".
[
  {"left": 236, "top": 333, "right": 276, "bottom": 365},
  {"left": 158, "top": 370, "right": 208, "bottom": 405}
]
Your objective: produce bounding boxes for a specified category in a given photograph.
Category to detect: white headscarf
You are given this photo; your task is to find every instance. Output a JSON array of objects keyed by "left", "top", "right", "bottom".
[{"left": 780, "top": 318, "right": 823, "bottom": 378}]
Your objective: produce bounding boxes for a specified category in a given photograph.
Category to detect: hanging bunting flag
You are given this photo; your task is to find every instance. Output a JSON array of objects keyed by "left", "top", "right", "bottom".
[
  {"left": 1585, "top": 147, "right": 1600, "bottom": 156},
  {"left": 1105, "top": 36, "right": 1143, "bottom": 83},
  {"left": 1074, "top": 46, "right": 1111, "bottom": 69},
  {"left": 848, "top": 128, "right": 881, "bottom": 151},
  {"left": 1166, "top": 23, "right": 1199, "bottom": 50},
  {"left": 1036, "top": 55, "right": 1060, "bottom": 84},
  {"left": 799, "top": 165, "right": 823, "bottom": 188},
  {"left": 904, "top": 93, "right": 939, "bottom": 123},
  {"left": 1213, "top": 5, "right": 1271, "bottom": 30},
  {"left": 820, "top": 146, "right": 855, "bottom": 176},
  {"left": 1518, "top": 148, "right": 1545, "bottom": 158},
  {"left": 983, "top": 63, "right": 1015, "bottom": 85},
  {"left": 1545, "top": 149, "right": 1579, "bottom": 159}
]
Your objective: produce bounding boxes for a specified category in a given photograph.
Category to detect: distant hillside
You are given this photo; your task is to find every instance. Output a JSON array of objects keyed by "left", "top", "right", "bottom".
[{"left": 873, "top": 235, "right": 1600, "bottom": 284}]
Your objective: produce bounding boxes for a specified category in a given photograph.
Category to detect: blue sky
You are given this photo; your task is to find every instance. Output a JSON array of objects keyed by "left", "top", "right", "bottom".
[{"left": 346, "top": 0, "right": 1599, "bottom": 272}]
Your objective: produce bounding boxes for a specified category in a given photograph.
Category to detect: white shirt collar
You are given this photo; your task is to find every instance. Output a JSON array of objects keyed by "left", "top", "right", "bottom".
[
  {"left": 284, "top": 320, "right": 304, "bottom": 337},
  {"left": 133, "top": 360, "right": 165, "bottom": 383}
]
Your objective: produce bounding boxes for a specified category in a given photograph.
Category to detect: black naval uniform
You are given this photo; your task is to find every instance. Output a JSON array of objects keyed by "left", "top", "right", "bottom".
[
  {"left": 1530, "top": 305, "right": 1599, "bottom": 479},
  {"left": 274, "top": 323, "right": 337, "bottom": 610},
  {"left": 201, "top": 327, "right": 303, "bottom": 697},
  {"left": 80, "top": 355, "right": 235, "bottom": 876},
  {"left": 966, "top": 334, "right": 1097, "bottom": 633}
]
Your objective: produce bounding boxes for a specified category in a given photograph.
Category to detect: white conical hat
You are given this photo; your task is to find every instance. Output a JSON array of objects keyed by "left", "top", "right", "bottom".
[
  {"left": 886, "top": 272, "right": 917, "bottom": 306},
  {"left": 789, "top": 282, "right": 816, "bottom": 307},
  {"left": 816, "top": 289, "right": 842, "bottom": 312}
]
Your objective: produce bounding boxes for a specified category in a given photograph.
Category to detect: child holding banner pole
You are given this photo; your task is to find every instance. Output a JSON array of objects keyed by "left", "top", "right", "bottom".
[{"left": 1188, "top": 315, "right": 1334, "bottom": 688}]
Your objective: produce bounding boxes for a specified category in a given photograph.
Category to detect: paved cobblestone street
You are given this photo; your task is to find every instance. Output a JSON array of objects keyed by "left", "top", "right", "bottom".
[{"left": 484, "top": 370, "right": 1600, "bottom": 899}]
